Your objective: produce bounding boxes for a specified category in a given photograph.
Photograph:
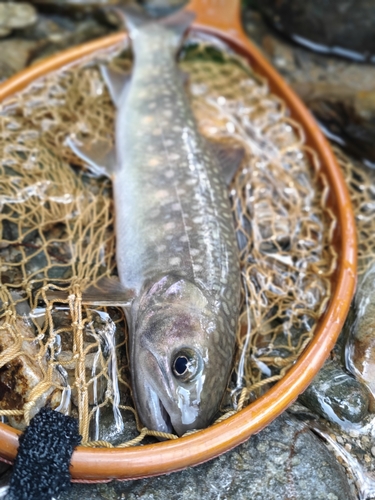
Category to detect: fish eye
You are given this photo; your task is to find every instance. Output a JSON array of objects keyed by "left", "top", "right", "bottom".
[{"left": 172, "top": 348, "right": 201, "bottom": 382}]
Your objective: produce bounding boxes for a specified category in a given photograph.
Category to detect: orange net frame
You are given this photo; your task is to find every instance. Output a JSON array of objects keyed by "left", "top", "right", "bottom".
[{"left": 0, "top": 37, "right": 337, "bottom": 445}]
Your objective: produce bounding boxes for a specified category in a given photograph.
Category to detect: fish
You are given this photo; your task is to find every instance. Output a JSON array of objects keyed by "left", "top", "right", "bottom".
[{"left": 64, "top": 6, "right": 242, "bottom": 436}]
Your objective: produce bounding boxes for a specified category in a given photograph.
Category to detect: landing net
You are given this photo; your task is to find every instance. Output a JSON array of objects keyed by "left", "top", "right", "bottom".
[{"left": 0, "top": 37, "right": 337, "bottom": 445}]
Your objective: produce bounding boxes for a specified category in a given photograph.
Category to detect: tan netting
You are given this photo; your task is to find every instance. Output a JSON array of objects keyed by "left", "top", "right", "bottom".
[
  {"left": 334, "top": 147, "right": 375, "bottom": 276},
  {"left": 0, "top": 37, "right": 336, "bottom": 446}
]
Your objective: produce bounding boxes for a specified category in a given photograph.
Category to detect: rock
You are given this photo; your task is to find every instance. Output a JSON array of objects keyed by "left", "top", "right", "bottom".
[
  {"left": 57, "top": 413, "right": 353, "bottom": 499},
  {"left": 0, "top": 3, "right": 37, "bottom": 34},
  {"left": 257, "top": 0, "right": 375, "bottom": 63},
  {"left": 56, "top": 350, "right": 107, "bottom": 408},
  {"left": 0, "top": 304, "right": 63, "bottom": 430},
  {"left": 298, "top": 360, "right": 370, "bottom": 425},
  {"left": 0, "top": 27, "right": 11, "bottom": 38},
  {"left": 27, "top": 16, "right": 114, "bottom": 66},
  {"left": 13, "top": 13, "right": 72, "bottom": 42},
  {"left": 0, "top": 39, "right": 41, "bottom": 81},
  {"left": 89, "top": 404, "right": 145, "bottom": 445},
  {"left": 295, "top": 97, "right": 375, "bottom": 167},
  {"left": 345, "top": 262, "right": 375, "bottom": 409},
  {"left": 26, "top": 0, "right": 126, "bottom": 14}
]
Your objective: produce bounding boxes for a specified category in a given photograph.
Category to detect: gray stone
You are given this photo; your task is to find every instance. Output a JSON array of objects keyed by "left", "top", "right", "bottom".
[
  {"left": 345, "top": 262, "right": 375, "bottom": 409},
  {"left": 58, "top": 413, "right": 353, "bottom": 499},
  {"left": 0, "top": 39, "right": 41, "bottom": 81},
  {"left": 299, "top": 360, "right": 370, "bottom": 425},
  {"left": 0, "top": 3, "right": 37, "bottom": 32}
]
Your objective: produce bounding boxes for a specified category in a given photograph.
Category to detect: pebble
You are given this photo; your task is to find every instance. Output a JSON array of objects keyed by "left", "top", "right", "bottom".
[
  {"left": 0, "top": 2, "right": 37, "bottom": 34},
  {"left": 298, "top": 360, "right": 370, "bottom": 425},
  {"left": 0, "top": 39, "right": 41, "bottom": 81},
  {"left": 55, "top": 413, "right": 354, "bottom": 499}
]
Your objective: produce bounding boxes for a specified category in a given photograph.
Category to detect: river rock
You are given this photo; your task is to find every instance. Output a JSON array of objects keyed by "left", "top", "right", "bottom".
[
  {"left": 0, "top": 39, "right": 41, "bottom": 81},
  {"left": 89, "top": 404, "right": 151, "bottom": 445},
  {"left": 258, "top": 0, "right": 375, "bottom": 63},
  {"left": 27, "top": 15, "right": 114, "bottom": 65},
  {"left": 56, "top": 413, "right": 353, "bottom": 499},
  {"left": 345, "top": 262, "right": 375, "bottom": 409},
  {"left": 0, "top": 312, "right": 63, "bottom": 430},
  {"left": 0, "top": 3, "right": 37, "bottom": 36},
  {"left": 298, "top": 360, "right": 370, "bottom": 425}
]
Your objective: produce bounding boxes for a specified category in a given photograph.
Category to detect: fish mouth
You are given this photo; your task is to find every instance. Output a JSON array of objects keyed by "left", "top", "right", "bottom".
[
  {"left": 133, "top": 365, "right": 176, "bottom": 435},
  {"left": 157, "top": 397, "right": 174, "bottom": 436}
]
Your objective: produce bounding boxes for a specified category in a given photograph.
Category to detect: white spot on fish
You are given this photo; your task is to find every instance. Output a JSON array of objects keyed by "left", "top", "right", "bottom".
[
  {"left": 155, "top": 190, "right": 169, "bottom": 200},
  {"left": 165, "top": 170, "right": 174, "bottom": 178},
  {"left": 165, "top": 222, "right": 175, "bottom": 231},
  {"left": 142, "top": 115, "right": 154, "bottom": 124},
  {"left": 148, "top": 158, "right": 160, "bottom": 167},
  {"left": 169, "top": 153, "right": 180, "bottom": 161},
  {"left": 172, "top": 203, "right": 180, "bottom": 211},
  {"left": 222, "top": 301, "right": 230, "bottom": 315},
  {"left": 169, "top": 257, "right": 181, "bottom": 266},
  {"left": 180, "top": 235, "right": 189, "bottom": 242}
]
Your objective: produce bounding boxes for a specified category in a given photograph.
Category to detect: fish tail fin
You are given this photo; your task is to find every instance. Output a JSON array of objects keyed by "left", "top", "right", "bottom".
[{"left": 112, "top": 4, "right": 195, "bottom": 46}]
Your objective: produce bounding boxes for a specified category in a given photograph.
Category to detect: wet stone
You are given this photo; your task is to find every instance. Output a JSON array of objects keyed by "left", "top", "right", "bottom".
[
  {"left": 57, "top": 413, "right": 353, "bottom": 499},
  {"left": 27, "top": 15, "right": 115, "bottom": 65},
  {"left": 0, "top": 3, "right": 37, "bottom": 34},
  {"left": 345, "top": 262, "right": 375, "bottom": 407},
  {"left": 298, "top": 360, "right": 370, "bottom": 425},
  {"left": 0, "top": 39, "right": 41, "bottom": 81},
  {"left": 26, "top": 0, "right": 124, "bottom": 11},
  {"left": 89, "top": 405, "right": 148, "bottom": 445},
  {"left": 258, "top": 0, "right": 375, "bottom": 63}
]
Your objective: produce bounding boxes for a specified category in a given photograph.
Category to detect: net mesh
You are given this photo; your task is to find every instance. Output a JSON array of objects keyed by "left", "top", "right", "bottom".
[
  {"left": 0, "top": 36, "right": 337, "bottom": 446},
  {"left": 334, "top": 147, "right": 375, "bottom": 276}
]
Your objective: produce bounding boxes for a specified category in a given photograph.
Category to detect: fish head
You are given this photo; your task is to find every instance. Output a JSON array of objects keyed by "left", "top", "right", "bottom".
[{"left": 130, "top": 274, "right": 234, "bottom": 437}]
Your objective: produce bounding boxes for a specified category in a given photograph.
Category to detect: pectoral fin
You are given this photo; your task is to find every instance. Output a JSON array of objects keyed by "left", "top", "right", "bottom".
[
  {"left": 67, "top": 137, "right": 117, "bottom": 177},
  {"left": 46, "top": 276, "right": 134, "bottom": 307}
]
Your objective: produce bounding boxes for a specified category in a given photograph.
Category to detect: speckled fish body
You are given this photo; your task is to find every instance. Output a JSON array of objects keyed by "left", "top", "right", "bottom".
[{"left": 83, "top": 10, "right": 241, "bottom": 436}]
